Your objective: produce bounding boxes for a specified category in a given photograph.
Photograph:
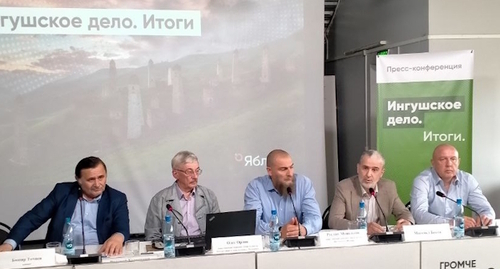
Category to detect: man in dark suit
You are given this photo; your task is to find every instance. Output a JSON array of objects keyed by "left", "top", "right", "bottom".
[
  {"left": 328, "top": 150, "right": 413, "bottom": 235},
  {"left": 0, "top": 156, "right": 129, "bottom": 255}
]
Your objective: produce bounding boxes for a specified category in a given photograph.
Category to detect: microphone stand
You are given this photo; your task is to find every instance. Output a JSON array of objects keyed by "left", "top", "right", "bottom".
[
  {"left": 165, "top": 204, "right": 205, "bottom": 256},
  {"left": 79, "top": 197, "right": 87, "bottom": 254},
  {"left": 66, "top": 189, "right": 101, "bottom": 265},
  {"left": 368, "top": 188, "right": 403, "bottom": 243},
  {"left": 436, "top": 191, "right": 497, "bottom": 237},
  {"left": 283, "top": 187, "right": 316, "bottom": 248}
]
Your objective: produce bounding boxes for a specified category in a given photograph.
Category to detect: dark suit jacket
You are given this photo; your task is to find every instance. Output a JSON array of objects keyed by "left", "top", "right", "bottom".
[
  {"left": 8, "top": 182, "right": 130, "bottom": 245},
  {"left": 328, "top": 176, "right": 414, "bottom": 229}
]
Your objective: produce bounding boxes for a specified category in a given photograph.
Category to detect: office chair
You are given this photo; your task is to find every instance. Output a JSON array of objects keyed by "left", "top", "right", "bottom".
[
  {"left": 321, "top": 205, "right": 331, "bottom": 229},
  {"left": 405, "top": 201, "right": 411, "bottom": 212},
  {"left": 0, "top": 222, "right": 20, "bottom": 250},
  {"left": 0, "top": 222, "right": 11, "bottom": 246}
]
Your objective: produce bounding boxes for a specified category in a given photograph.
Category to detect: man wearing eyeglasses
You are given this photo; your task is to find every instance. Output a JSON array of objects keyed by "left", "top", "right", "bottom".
[
  {"left": 411, "top": 144, "right": 495, "bottom": 227},
  {"left": 144, "top": 151, "right": 220, "bottom": 240}
]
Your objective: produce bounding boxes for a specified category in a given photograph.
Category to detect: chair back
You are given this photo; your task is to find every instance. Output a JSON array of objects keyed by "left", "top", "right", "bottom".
[
  {"left": 321, "top": 205, "right": 331, "bottom": 229},
  {"left": 0, "top": 222, "right": 11, "bottom": 246},
  {"left": 405, "top": 201, "right": 411, "bottom": 212}
]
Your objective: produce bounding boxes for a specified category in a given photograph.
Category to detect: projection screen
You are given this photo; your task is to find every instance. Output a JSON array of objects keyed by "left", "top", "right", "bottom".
[{"left": 0, "top": 0, "right": 326, "bottom": 240}]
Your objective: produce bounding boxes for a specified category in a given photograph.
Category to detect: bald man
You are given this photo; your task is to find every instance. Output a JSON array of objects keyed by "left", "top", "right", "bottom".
[
  {"left": 244, "top": 149, "right": 322, "bottom": 238},
  {"left": 411, "top": 144, "right": 495, "bottom": 228}
]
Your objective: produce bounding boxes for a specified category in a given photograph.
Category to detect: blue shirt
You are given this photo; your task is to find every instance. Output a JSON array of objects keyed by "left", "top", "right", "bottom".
[
  {"left": 243, "top": 174, "right": 322, "bottom": 235},
  {"left": 411, "top": 168, "right": 495, "bottom": 224},
  {"left": 4, "top": 195, "right": 101, "bottom": 250},
  {"left": 71, "top": 196, "right": 101, "bottom": 246}
]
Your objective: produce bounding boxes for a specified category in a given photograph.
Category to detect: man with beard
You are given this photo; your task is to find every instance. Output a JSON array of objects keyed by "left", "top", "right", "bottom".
[
  {"left": 144, "top": 151, "right": 220, "bottom": 240},
  {"left": 411, "top": 144, "right": 495, "bottom": 227},
  {"left": 328, "top": 150, "right": 413, "bottom": 235},
  {"left": 0, "top": 156, "right": 130, "bottom": 255},
  {"left": 244, "top": 149, "right": 322, "bottom": 237}
]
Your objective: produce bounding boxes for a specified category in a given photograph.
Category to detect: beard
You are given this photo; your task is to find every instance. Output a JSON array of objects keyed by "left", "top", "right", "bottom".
[
  {"left": 276, "top": 176, "right": 296, "bottom": 196},
  {"left": 359, "top": 178, "right": 376, "bottom": 193}
]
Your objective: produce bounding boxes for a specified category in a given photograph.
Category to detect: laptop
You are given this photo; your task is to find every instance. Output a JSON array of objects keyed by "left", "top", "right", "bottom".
[{"left": 205, "top": 209, "right": 256, "bottom": 250}]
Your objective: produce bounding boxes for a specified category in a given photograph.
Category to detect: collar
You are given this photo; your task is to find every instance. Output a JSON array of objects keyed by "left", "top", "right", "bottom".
[
  {"left": 82, "top": 194, "right": 102, "bottom": 203},
  {"left": 430, "top": 167, "right": 460, "bottom": 186},
  {"left": 361, "top": 184, "right": 378, "bottom": 197},
  {"left": 175, "top": 182, "right": 196, "bottom": 200},
  {"left": 264, "top": 175, "right": 279, "bottom": 193}
]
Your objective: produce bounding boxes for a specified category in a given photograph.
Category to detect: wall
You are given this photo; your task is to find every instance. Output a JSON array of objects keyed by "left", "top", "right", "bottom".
[
  {"left": 326, "top": 0, "right": 429, "bottom": 185},
  {"left": 328, "top": 0, "right": 429, "bottom": 59},
  {"left": 324, "top": 75, "right": 339, "bottom": 207},
  {"left": 429, "top": 0, "right": 500, "bottom": 215}
]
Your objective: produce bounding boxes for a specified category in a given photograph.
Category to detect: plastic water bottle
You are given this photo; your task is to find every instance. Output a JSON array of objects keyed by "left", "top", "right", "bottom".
[
  {"left": 163, "top": 214, "right": 175, "bottom": 258},
  {"left": 357, "top": 201, "right": 367, "bottom": 229},
  {"left": 454, "top": 198, "right": 465, "bottom": 239},
  {"left": 62, "top": 217, "right": 75, "bottom": 255},
  {"left": 269, "top": 209, "right": 280, "bottom": 252}
]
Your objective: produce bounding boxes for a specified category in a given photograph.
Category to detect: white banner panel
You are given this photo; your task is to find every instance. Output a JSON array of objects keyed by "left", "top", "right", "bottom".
[
  {"left": 0, "top": 7, "right": 201, "bottom": 36},
  {"left": 377, "top": 50, "right": 474, "bottom": 83}
]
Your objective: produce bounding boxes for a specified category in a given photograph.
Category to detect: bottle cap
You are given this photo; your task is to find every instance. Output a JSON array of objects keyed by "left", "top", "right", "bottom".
[
  {"left": 457, "top": 198, "right": 462, "bottom": 204},
  {"left": 359, "top": 201, "right": 365, "bottom": 208},
  {"left": 271, "top": 209, "right": 277, "bottom": 215}
]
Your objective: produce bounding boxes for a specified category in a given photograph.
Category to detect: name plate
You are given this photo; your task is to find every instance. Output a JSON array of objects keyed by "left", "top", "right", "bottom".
[
  {"left": 403, "top": 223, "right": 452, "bottom": 242},
  {"left": 102, "top": 251, "right": 164, "bottom": 263},
  {"left": 318, "top": 229, "right": 368, "bottom": 247},
  {"left": 0, "top": 248, "right": 58, "bottom": 269},
  {"left": 211, "top": 235, "right": 263, "bottom": 254}
]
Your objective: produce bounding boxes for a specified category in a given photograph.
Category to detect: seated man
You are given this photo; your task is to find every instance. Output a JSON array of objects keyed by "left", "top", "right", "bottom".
[
  {"left": 328, "top": 150, "right": 413, "bottom": 235},
  {"left": 144, "top": 151, "right": 220, "bottom": 240},
  {"left": 411, "top": 144, "right": 495, "bottom": 228},
  {"left": 0, "top": 156, "right": 130, "bottom": 255},
  {"left": 244, "top": 149, "right": 322, "bottom": 237}
]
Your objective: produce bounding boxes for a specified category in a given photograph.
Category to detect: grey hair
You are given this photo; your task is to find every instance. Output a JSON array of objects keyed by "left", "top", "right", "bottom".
[
  {"left": 359, "top": 150, "right": 385, "bottom": 166},
  {"left": 171, "top": 151, "right": 199, "bottom": 169}
]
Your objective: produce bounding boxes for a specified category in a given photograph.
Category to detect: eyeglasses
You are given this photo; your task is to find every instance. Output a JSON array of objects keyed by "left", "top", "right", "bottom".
[{"left": 175, "top": 168, "right": 203, "bottom": 177}]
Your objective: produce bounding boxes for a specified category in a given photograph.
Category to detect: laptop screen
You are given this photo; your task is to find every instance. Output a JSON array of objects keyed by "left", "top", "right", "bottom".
[{"left": 205, "top": 209, "right": 257, "bottom": 250}]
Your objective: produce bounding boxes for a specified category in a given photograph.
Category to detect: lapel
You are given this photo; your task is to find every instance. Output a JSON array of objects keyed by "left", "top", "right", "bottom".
[
  {"left": 64, "top": 183, "right": 79, "bottom": 220},
  {"left": 96, "top": 186, "right": 109, "bottom": 242},
  {"left": 376, "top": 180, "right": 390, "bottom": 224},
  {"left": 350, "top": 176, "right": 363, "bottom": 219},
  {"left": 194, "top": 188, "right": 205, "bottom": 218},
  {"left": 165, "top": 185, "right": 183, "bottom": 223}
]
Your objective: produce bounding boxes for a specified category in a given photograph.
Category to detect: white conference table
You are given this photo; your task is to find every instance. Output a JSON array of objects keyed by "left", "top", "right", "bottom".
[
  {"left": 258, "top": 242, "right": 420, "bottom": 269},
  {"left": 75, "top": 252, "right": 255, "bottom": 269},
  {"left": 37, "top": 235, "right": 500, "bottom": 269},
  {"left": 73, "top": 241, "right": 421, "bottom": 269}
]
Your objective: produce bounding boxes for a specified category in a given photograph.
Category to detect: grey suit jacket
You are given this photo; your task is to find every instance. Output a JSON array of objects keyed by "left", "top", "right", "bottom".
[
  {"left": 328, "top": 176, "right": 414, "bottom": 229},
  {"left": 144, "top": 183, "right": 220, "bottom": 240}
]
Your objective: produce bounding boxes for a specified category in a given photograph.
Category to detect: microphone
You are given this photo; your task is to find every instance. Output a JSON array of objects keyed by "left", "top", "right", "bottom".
[
  {"left": 287, "top": 187, "right": 301, "bottom": 236},
  {"left": 282, "top": 186, "right": 316, "bottom": 248},
  {"left": 166, "top": 204, "right": 191, "bottom": 244},
  {"left": 367, "top": 187, "right": 403, "bottom": 243},
  {"left": 64, "top": 187, "right": 101, "bottom": 264},
  {"left": 435, "top": 191, "right": 484, "bottom": 226},
  {"left": 78, "top": 188, "right": 87, "bottom": 255},
  {"left": 435, "top": 191, "right": 497, "bottom": 237},
  {"left": 369, "top": 187, "right": 389, "bottom": 232}
]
